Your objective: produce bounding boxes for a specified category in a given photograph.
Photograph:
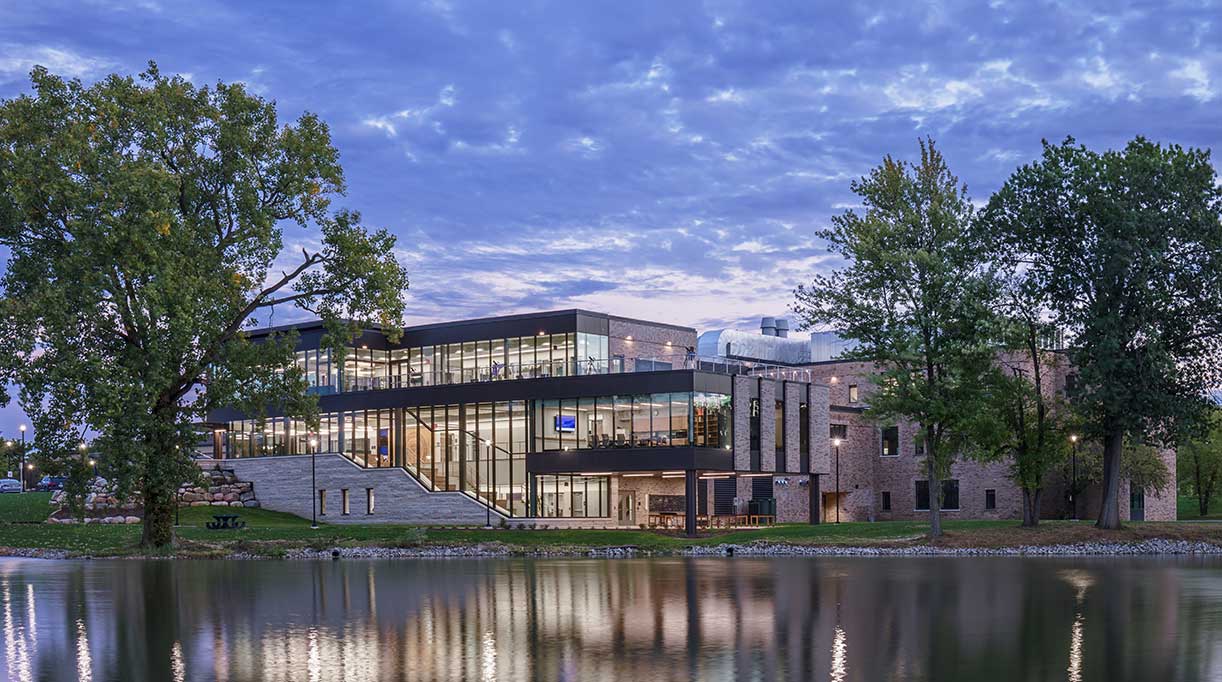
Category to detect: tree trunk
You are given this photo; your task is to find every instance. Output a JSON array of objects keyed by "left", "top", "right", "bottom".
[
  {"left": 140, "top": 435, "right": 179, "bottom": 549},
  {"left": 141, "top": 484, "right": 175, "bottom": 548},
  {"left": 1021, "top": 488, "right": 1042, "bottom": 527},
  {"left": 1201, "top": 493, "right": 1211, "bottom": 518},
  {"left": 1096, "top": 428, "right": 1124, "bottom": 530},
  {"left": 927, "top": 433, "right": 942, "bottom": 538}
]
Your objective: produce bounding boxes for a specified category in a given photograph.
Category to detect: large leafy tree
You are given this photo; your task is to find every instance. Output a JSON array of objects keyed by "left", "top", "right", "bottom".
[
  {"left": 793, "top": 138, "right": 1001, "bottom": 538},
  {"left": 979, "top": 137, "right": 1222, "bottom": 529},
  {"left": 984, "top": 274, "right": 1071, "bottom": 527},
  {"left": 1179, "top": 407, "right": 1222, "bottom": 517},
  {"left": 0, "top": 63, "right": 409, "bottom": 547}
]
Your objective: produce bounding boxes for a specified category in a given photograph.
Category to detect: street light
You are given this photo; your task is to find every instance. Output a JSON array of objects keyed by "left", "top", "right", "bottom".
[
  {"left": 1069, "top": 434, "right": 1079, "bottom": 520},
  {"left": 18, "top": 424, "right": 25, "bottom": 493},
  {"left": 309, "top": 436, "right": 319, "bottom": 529},
  {"left": 832, "top": 437, "right": 842, "bottom": 524}
]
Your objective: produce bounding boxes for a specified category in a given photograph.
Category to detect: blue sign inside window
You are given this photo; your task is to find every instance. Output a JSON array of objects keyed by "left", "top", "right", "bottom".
[{"left": 554, "top": 415, "right": 576, "bottom": 432}]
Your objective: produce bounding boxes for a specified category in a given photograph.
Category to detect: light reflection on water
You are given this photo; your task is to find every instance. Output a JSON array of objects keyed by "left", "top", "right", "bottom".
[{"left": 0, "top": 556, "right": 1221, "bottom": 681}]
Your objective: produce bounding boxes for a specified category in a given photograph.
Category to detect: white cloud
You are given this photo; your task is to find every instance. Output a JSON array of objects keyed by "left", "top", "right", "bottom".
[
  {"left": 706, "top": 88, "right": 743, "bottom": 103},
  {"left": 0, "top": 45, "right": 113, "bottom": 80},
  {"left": 1172, "top": 59, "right": 1215, "bottom": 101}
]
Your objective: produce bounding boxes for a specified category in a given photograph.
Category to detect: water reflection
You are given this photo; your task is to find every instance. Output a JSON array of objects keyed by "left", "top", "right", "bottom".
[{"left": 0, "top": 556, "right": 1221, "bottom": 681}]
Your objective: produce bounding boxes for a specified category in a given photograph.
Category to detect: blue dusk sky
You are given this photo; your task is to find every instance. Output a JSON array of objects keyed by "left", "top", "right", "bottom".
[{"left": 0, "top": 1, "right": 1220, "bottom": 436}]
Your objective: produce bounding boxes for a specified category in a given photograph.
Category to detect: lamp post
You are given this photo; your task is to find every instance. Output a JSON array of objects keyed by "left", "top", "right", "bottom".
[
  {"left": 832, "top": 437, "right": 842, "bottom": 524},
  {"left": 1069, "top": 434, "right": 1079, "bottom": 520},
  {"left": 309, "top": 436, "right": 319, "bottom": 529},
  {"left": 18, "top": 425, "right": 25, "bottom": 493}
]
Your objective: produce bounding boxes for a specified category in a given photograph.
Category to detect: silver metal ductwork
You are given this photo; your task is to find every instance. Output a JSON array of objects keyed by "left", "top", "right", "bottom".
[
  {"left": 774, "top": 318, "right": 789, "bottom": 338},
  {"left": 760, "top": 316, "right": 776, "bottom": 336}
]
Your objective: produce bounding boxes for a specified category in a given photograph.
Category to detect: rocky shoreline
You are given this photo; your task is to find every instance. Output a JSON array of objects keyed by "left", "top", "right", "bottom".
[{"left": 6, "top": 538, "right": 1222, "bottom": 561}]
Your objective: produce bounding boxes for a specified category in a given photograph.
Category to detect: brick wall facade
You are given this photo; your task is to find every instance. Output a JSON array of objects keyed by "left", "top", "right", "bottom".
[
  {"left": 783, "top": 382, "right": 802, "bottom": 472},
  {"left": 759, "top": 379, "right": 777, "bottom": 470},
  {"left": 607, "top": 318, "right": 697, "bottom": 369}
]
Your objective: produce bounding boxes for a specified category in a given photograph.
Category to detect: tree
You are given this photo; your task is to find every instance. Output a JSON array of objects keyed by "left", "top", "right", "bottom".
[
  {"left": 983, "top": 278, "right": 1072, "bottom": 527},
  {"left": 1068, "top": 439, "right": 1171, "bottom": 505},
  {"left": 793, "top": 138, "right": 1002, "bottom": 538},
  {"left": 1179, "top": 407, "right": 1222, "bottom": 516},
  {"left": 979, "top": 137, "right": 1222, "bottom": 529},
  {"left": 0, "top": 63, "right": 409, "bottom": 547}
]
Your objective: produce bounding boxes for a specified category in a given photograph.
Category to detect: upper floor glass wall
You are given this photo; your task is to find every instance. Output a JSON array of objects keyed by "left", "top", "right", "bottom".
[{"left": 292, "top": 332, "right": 611, "bottom": 394}]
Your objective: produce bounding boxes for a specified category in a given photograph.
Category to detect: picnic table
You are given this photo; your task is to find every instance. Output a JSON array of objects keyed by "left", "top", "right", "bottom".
[{"left": 206, "top": 514, "right": 246, "bottom": 530}]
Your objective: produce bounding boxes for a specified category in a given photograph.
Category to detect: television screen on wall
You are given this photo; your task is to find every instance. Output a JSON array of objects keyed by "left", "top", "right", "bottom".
[{"left": 554, "top": 415, "right": 576, "bottom": 432}]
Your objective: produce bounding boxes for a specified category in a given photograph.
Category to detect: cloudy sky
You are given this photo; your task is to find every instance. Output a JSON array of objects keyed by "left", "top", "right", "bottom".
[{"left": 0, "top": 1, "right": 1219, "bottom": 433}]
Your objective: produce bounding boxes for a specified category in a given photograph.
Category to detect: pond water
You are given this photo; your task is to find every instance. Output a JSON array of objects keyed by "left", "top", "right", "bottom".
[{"left": 1, "top": 556, "right": 1221, "bottom": 681}]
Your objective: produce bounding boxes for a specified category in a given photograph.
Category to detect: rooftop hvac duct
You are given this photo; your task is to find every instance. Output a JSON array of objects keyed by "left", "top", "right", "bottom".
[
  {"left": 760, "top": 316, "right": 776, "bottom": 336},
  {"left": 774, "top": 318, "right": 790, "bottom": 338}
]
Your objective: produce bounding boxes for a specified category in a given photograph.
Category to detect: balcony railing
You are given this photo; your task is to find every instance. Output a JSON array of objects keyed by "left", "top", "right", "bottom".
[{"left": 305, "top": 354, "right": 818, "bottom": 395}]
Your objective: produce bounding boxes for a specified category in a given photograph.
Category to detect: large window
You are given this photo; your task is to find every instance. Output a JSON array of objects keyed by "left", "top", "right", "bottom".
[
  {"left": 533, "top": 474, "right": 609, "bottom": 517},
  {"left": 693, "top": 393, "right": 731, "bottom": 448},
  {"left": 915, "top": 479, "right": 960, "bottom": 511},
  {"left": 881, "top": 426, "right": 899, "bottom": 457},
  {"left": 533, "top": 392, "right": 719, "bottom": 451}
]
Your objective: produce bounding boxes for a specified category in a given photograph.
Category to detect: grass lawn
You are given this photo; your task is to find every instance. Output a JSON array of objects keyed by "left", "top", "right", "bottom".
[
  {"left": 0, "top": 491, "right": 54, "bottom": 523},
  {"left": 4, "top": 497, "right": 1222, "bottom": 558},
  {"left": 1178, "top": 495, "right": 1222, "bottom": 521}
]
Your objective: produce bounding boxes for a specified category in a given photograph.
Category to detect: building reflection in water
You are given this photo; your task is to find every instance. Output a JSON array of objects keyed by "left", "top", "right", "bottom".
[{"left": 0, "top": 556, "right": 1221, "bottom": 681}]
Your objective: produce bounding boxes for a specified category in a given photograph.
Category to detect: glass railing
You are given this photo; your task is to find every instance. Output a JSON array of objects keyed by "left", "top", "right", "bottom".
[{"left": 312, "top": 354, "right": 818, "bottom": 394}]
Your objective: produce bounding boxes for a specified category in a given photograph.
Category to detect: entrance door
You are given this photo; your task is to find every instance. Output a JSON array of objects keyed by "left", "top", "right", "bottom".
[
  {"left": 618, "top": 492, "right": 636, "bottom": 526},
  {"left": 1130, "top": 488, "right": 1145, "bottom": 521}
]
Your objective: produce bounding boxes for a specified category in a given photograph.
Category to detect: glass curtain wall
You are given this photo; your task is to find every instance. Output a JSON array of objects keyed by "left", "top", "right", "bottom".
[
  {"left": 533, "top": 474, "right": 609, "bottom": 518},
  {"left": 315, "top": 333, "right": 609, "bottom": 391},
  {"left": 226, "top": 414, "right": 340, "bottom": 458},
  {"left": 534, "top": 392, "right": 713, "bottom": 451}
]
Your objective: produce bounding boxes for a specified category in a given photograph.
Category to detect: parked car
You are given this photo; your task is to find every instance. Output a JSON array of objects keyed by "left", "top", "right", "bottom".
[
  {"left": 35, "top": 476, "right": 68, "bottom": 492},
  {"left": 0, "top": 478, "right": 21, "bottom": 493}
]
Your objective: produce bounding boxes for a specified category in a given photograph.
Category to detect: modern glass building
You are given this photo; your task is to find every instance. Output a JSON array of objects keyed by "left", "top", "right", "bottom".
[{"left": 207, "top": 310, "right": 831, "bottom": 533}]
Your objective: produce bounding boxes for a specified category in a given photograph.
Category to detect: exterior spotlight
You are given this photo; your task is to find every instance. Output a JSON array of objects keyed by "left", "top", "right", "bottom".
[
  {"left": 625, "top": 335, "right": 633, "bottom": 341},
  {"left": 832, "top": 437, "right": 842, "bottom": 447},
  {"left": 1069, "top": 434, "right": 1078, "bottom": 443}
]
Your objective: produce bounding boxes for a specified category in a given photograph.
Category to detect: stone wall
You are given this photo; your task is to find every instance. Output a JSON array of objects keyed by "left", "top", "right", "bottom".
[
  {"left": 732, "top": 375, "right": 752, "bottom": 469},
  {"left": 180, "top": 466, "right": 260, "bottom": 509},
  {"left": 783, "top": 382, "right": 802, "bottom": 472}
]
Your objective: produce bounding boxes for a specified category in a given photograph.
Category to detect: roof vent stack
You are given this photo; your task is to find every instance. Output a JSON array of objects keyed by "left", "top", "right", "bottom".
[
  {"left": 775, "top": 318, "right": 790, "bottom": 338},
  {"left": 760, "top": 316, "right": 776, "bottom": 337}
]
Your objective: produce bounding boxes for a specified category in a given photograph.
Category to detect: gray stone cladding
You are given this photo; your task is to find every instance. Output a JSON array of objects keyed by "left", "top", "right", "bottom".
[
  {"left": 759, "top": 379, "right": 776, "bottom": 471},
  {"left": 209, "top": 454, "right": 499, "bottom": 525}
]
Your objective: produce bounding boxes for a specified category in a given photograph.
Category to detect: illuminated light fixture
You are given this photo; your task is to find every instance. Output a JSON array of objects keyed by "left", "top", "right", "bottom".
[
  {"left": 1069, "top": 434, "right": 1079, "bottom": 443},
  {"left": 832, "top": 438, "right": 842, "bottom": 447},
  {"left": 625, "top": 335, "right": 633, "bottom": 341},
  {"left": 621, "top": 472, "right": 656, "bottom": 477},
  {"left": 665, "top": 341, "right": 672, "bottom": 346},
  {"left": 661, "top": 474, "right": 686, "bottom": 479},
  {"left": 661, "top": 470, "right": 683, "bottom": 475},
  {"left": 699, "top": 474, "right": 733, "bottom": 480},
  {"left": 18, "top": 424, "right": 25, "bottom": 432},
  {"left": 78, "top": 442, "right": 87, "bottom": 451},
  {"left": 88, "top": 459, "right": 96, "bottom": 466},
  {"left": 538, "top": 331, "right": 546, "bottom": 336},
  {"left": 361, "top": 344, "right": 368, "bottom": 349},
  {"left": 829, "top": 376, "right": 838, "bottom": 384},
  {"left": 724, "top": 445, "right": 731, "bottom": 450}
]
